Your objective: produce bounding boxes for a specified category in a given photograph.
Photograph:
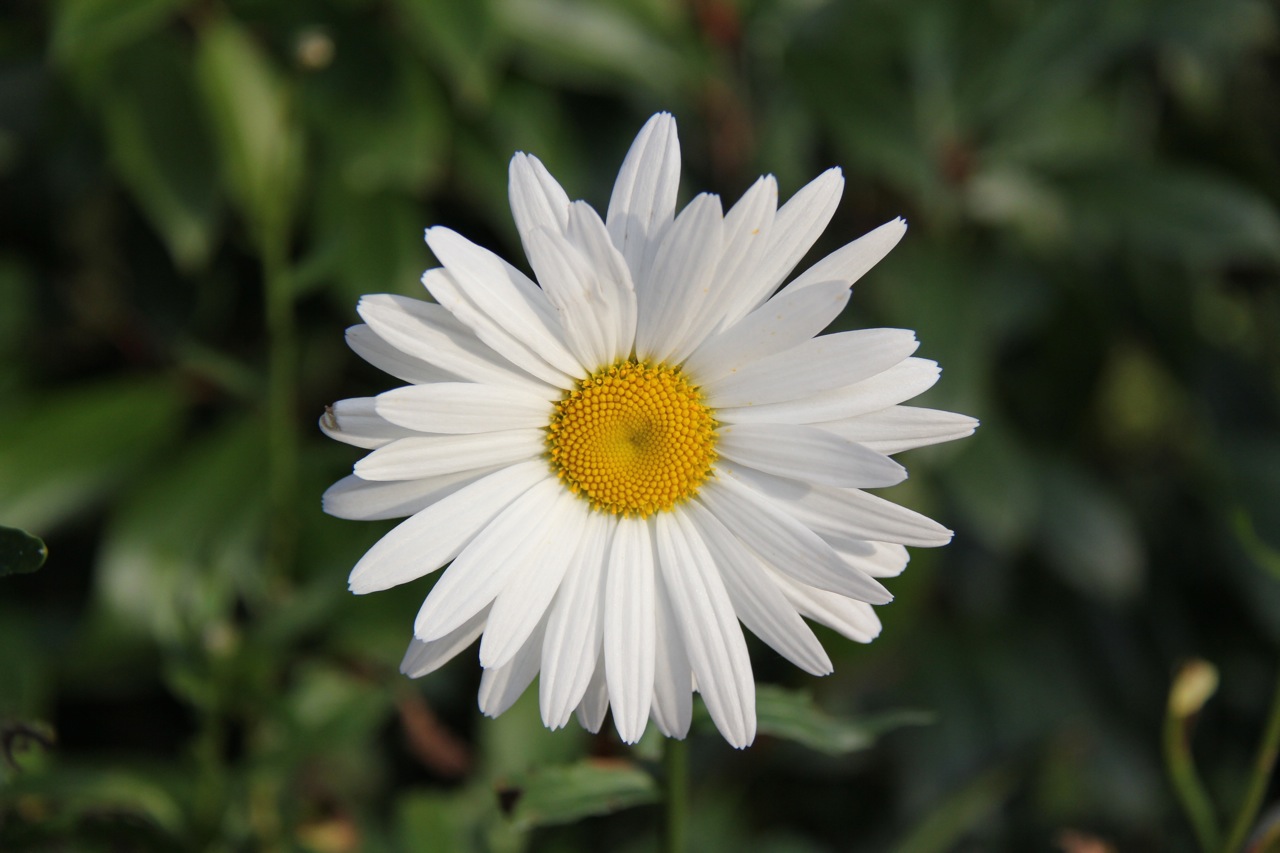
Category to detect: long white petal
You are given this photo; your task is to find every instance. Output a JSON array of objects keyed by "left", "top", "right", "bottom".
[
  {"left": 704, "top": 329, "right": 919, "bottom": 409},
  {"left": 400, "top": 606, "right": 488, "bottom": 678},
  {"left": 357, "top": 293, "right": 553, "bottom": 394},
  {"left": 696, "top": 475, "right": 893, "bottom": 604},
  {"left": 320, "top": 397, "right": 419, "bottom": 450},
  {"left": 836, "top": 540, "right": 911, "bottom": 579},
  {"left": 731, "top": 465, "right": 953, "bottom": 547},
  {"left": 348, "top": 461, "right": 548, "bottom": 593},
  {"left": 815, "top": 406, "right": 979, "bottom": 455},
  {"left": 574, "top": 658, "right": 610, "bottom": 734},
  {"left": 635, "top": 193, "right": 724, "bottom": 364},
  {"left": 603, "top": 516, "right": 656, "bottom": 744},
  {"left": 717, "top": 358, "right": 940, "bottom": 425},
  {"left": 478, "top": 614, "right": 547, "bottom": 718},
  {"left": 684, "top": 501, "right": 832, "bottom": 676},
  {"left": 773, "top": 572, "right": 884, "bottom": 643},
  {"left": 424, "top": 232, "right": 582, "bottom": 384},
  {"left": 479, "top": 491, "right": 588, "bottom": 669},
  {"left": 540, "top": 512, "right": 613, "bottom": 729},
  {"left": 323, "top": 468, "right": 500, "bottom": 521},
  {"left": 375, "top": 383, "right": 554, "bottom": 435},
  {"left": 354, "top": 430, "right": 543, "bottom": 482},
  {"left": 682, "top": 281, "right": 850, "bottom": 383},
  {"left": 607, "top": 113, "right": 679, "bottom": 285},
  {"left": 691, "top": 175, "right": 779, "bottom": 342},
  {"left": 717, "top": 422, "right": 907, "bottom": 489},
  {"left": 346, "top": 323, "right": 458, "bottom": 386},
  {"left": 720, "top": 168, "right": 844, "bottom": 326},
  {"left": 565, "top": 201, "right": 638, "bottom": 363},
  {"left": 524, "top": 226, "right": 615, "bottom": 369},
  {"left": 509, "top": 151, "right": 571, "bottom": 251},
  {"left": 650, "top": 569, "right": 693, "bottom": 739},
  {"left": 785, "top": 217, "right": 907, "bottom": 293},
  {"left": 656, "top": 511, "right": 756, "bottom": 748},
  {"left": 413, "top": 477, "right": 565, "bottom": 641}
]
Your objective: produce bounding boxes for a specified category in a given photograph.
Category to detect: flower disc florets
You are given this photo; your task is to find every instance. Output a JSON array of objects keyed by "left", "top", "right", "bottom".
[{"left": 547, "top": 361, "right": 717, "bottom": 517}]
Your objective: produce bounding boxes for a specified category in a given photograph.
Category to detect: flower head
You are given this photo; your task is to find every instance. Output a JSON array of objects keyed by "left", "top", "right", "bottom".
[{"left": 322, "top": 113, "right": 976, "bottom": 748}]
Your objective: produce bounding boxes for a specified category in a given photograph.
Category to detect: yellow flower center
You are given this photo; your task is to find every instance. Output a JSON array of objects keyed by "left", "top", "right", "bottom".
[{"left": 547, "top": 361, "right": 718, "bottom": 517}]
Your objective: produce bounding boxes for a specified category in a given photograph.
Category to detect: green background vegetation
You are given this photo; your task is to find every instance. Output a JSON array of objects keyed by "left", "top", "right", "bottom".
[{"left": 2, "top": 0, "right": 1279, "bottom": 849}]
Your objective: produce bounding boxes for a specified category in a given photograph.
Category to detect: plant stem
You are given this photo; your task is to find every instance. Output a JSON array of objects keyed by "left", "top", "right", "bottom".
[
  {"left": 1223, "top": 666, "right": 1280, "bottom": 853},
  {"left": 263, "top": 231, "right": 297, "bottom": 578},
  {"left": 663, "top": 737, "right": 689, "bottom": 853},
  {"left": 1165, "top": 696, "right": 1222, "bottom": 853}
]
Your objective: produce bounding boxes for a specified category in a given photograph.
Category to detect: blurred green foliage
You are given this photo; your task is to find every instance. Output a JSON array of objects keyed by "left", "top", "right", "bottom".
[{"left": 1, "top": 0, "right": 1279, "bottom": 850}]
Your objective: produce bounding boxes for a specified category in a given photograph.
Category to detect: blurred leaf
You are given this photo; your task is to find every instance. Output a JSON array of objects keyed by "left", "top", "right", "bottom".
[
  {"left": 51, "top": 0, "right": 188, "bottom": 68},
  {"left": 0, "top": 525, "right": 46, "bottom": 577},
  {"left": 390, "top": 0, "right": 503, "bottom": 107},
  {"left": 504, "top": 759, "right": 659, "bottom": 830},
  {"left": 3, "top": 763, "right": 187, "bottom": 838},
  {"left": 895, "top": 763, "right": 1020, "bottom": 853},
  {"left": 755, "top": 686, "right": 935, "bottom": 756},
  {"left": 96, "top": 416, "right": 267, "bottom": 644},
  {"left": 1038, "top": 464, "right": 1146, "bottom": 602},
  {"left": 0, "top": 379, "right": 186, "bottom": 532},
  {"left": 195, "top": 18, "right": 303, "bottom": 248},
  {"left": 96, "top": 34, "right": 222, "bottom": 270}
]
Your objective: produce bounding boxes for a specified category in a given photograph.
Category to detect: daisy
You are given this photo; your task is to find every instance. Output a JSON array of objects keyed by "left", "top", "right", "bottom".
[{"left": 322, "top": 113, "right": 976, "bottom": 749}]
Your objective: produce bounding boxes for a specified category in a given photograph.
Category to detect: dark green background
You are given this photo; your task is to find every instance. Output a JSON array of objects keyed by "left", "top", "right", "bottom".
[{"left": 2, "top": 0, "right": 1279, "bottom": 850}]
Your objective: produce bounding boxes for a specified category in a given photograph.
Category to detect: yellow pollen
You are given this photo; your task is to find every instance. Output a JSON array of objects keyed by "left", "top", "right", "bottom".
[{"left": 547, "top": 361, "right": 718, "bottom": 517}]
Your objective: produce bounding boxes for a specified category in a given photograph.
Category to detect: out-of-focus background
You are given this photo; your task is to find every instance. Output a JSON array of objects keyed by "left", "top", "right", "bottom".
[{"left": 2, "top": 0, "right": 1279, "bottom": 850}]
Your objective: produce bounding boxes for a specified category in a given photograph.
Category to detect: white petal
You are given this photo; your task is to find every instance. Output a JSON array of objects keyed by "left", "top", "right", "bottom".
[
  {"left": 510, "top": 152, "right": 571, "bottom": 251},
  {"left": 400, "top": 606, "right": 488, "bottom": 678},
  {"left": 717, "top": 357, "right": 940, "bottom": 425},
  {"left": 720, "top": 168, "right": 844, "bottom": 327},
  {"left": 323, "top": 468, "right": 500, "bottom": 521},
  {"left": 704, "top": 329, "right": 919, "bottom": 409},
  {"left": 837, "top": 540, "right": 910, "bottom": 579},
  {"left": 540, "top": 512, "right": 613, "bottom": 729},
  {"left": 565, "top": 201, "right": 638, "bottom": 363},
  {"left": 731, "top": 465, "right": 953, "bottom": 547},
  {"left": 320, "top": 397, "right": 419, "bottom": 450},
  {"left": 413, "top": 477, "right": 565, "bottom": 642},
  {"left": 655, "top": 511, "right": 756, "bottom": 748},
  {"left": 682, "top": 281, "right": 850, "bottom": 383},
  {"left": 815, "top": 406, "right": 979, "bottom": 455},
  {"left": 479, "top": 491, "right": 588, "bottom": 669},
  {"left": 696, "top": 474, "right": 893, "bottom": 604},
  {"left": 524, "top": 226, "right": 615, "bottom": 369},
  {"left": 478, "top": 614, "right": 547, "bottom": 718},
  {"left": 357, "top": 293, "right": 552, "bottom": 395},
  {"left": 683, "top": 501, "right": 832, "bottom": 676},
  {"left": 375, "top": 383, "right": 554, "bottom": 435},
  {"left": 354, "top": 429, "right": 543, "bottom": 481},
  {"left": 693, "top": 176, "right": 779, "bottom": 339},
  {"left": 634, "top": 193, "right": 724, "bottom": 364},
  {"left": 785, "top": 217, "right": 908, "bottom": 293},
  {"left": 717, "top": 422, "right": 907, "bottom": 489},
  {"left": 650, "top": 570, "right": 693, "bottom": 739},
  {"left": 346, "top": 323, "right": 458, "bottom": 386},
  {"left": 774, "top": 572, "right": 883, "bottom": 643},
  {"left": 603, "top": 516, "right": 656, "bottom": 744},
  {"left": 423, "top": 234, "right": 583, "bottom": 385},
  {"left": 574, "top": 659, "right": 610, "bottom": 734},
  {"left": 607, "top": 113, "right": 680, "bottom": 285},
  {"left": 348, "top": 460, "right": 549, "bottom": 593}
]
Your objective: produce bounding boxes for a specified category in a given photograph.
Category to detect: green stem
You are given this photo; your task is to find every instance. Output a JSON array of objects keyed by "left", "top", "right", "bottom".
[
  {"left": 1165, "top": 697, "right": 1222, "bottom": 853},
  {"left": 1223, "top": 666, "right": 1280, "bottom": 853},
  {"left": 263, "top": 231, "right": 297, "bottom": 578},
  {"left": 663, "top": 737, "right": 688, "bottom": 853}
]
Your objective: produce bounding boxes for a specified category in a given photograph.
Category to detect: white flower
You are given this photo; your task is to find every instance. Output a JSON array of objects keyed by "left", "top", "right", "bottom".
[{"left": 322, "top": 113, "right": 976, "bottom": 748}]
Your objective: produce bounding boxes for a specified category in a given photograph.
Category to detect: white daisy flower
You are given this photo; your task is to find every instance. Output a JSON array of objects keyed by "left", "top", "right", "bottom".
[{"left": 322, "top": 113, "right": 976, "bottom": 749}]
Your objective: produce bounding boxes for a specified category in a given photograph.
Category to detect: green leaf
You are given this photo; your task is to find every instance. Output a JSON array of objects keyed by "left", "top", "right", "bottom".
[
  {"left": 96, "top": 35, "right": 222, "bottom": 270},
  {"left": 195, "top": 18, "right": 303, "bottom": 248},
  {"left": 0, "top": 378, "right": 186, "bottom": 532},
  {"left": 0, "top": 526, "right": 46, "bottom": 577},
  {"left": 754, "top": 686, "right": 935, "bottom": 756},
  {"left": 51, "top": 0, "right": 189, "bottom": 69},
  {"left": 389, "top": 0, "right": 503, "bottom": 107},
  {"left": 504, "top": 759, "right": 660, "bottom": 830},
  {"left": 96, "top": 416, "right": 267, "bottom": 644}
]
